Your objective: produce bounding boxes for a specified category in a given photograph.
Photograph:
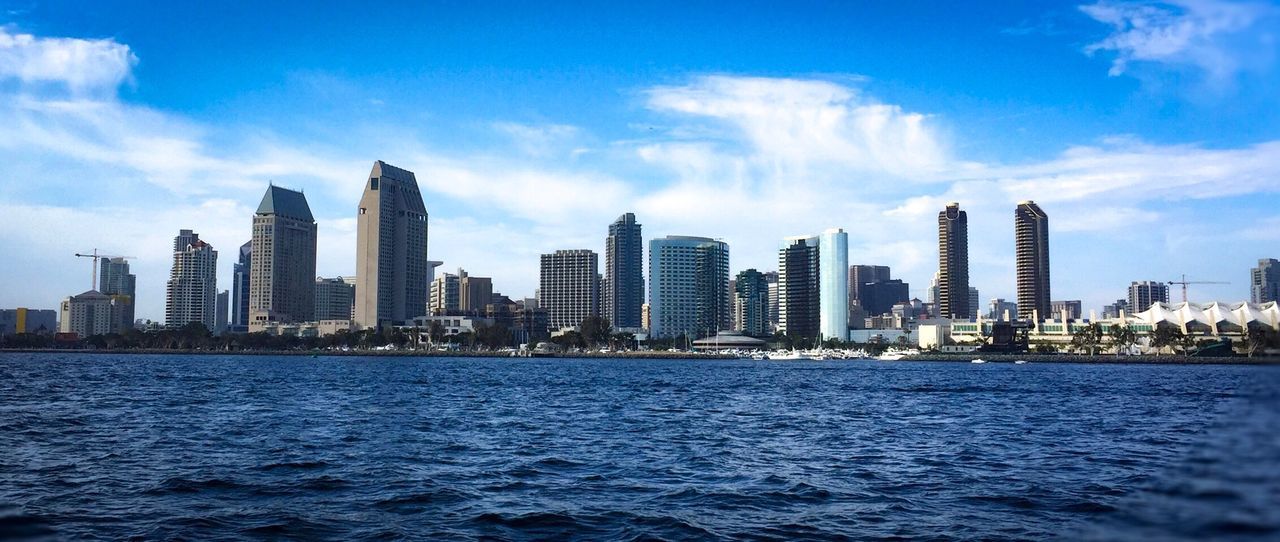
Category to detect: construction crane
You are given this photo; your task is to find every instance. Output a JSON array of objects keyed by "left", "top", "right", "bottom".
[
  {"left": 74, "top": 249, "right": 135, "bottom": 291},
  {"left": 1167, "top": 274, "right": 1229, "bottom": 303}
]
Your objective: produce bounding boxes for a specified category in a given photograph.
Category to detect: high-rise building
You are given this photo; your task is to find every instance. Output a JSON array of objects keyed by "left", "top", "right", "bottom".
[
  {"left": 605, "top": 212, "right": 644, "bottom": 329},
  {"left": 849, "top": 264, "right": 891, "bottom": 315},
  {"left": 1050, "top": 300, "right": 1082, "bottom": 320},
  {"left": 988, "top": 298, "right": 1018, "bottom": 321},
  {"left": 938, "top": 202, "right": 970, "bottom": 320},
  {"left": 648, "top": 236, "right": 730, "bottom": 339},
  {"left": 429, "top": 272, "right": 461, "bottom": 315},
  {"left": 165, "top": 229, "right": 218, "bottom": 329},
  {"left": 1015, "top": 201, "right": 1051, "bottom": 322},
  {"left": 215, "top": 290, "right": 229, "bottom": 334},
  {"left": 862, "top": 280, "right": 910, "bottom": 317},
  {"left": 778, "top": 237, "right": 820, "bottom": 339},
  {"left": 969, "top": 287, "right": 980, "bottom": 320},
  {"left": 315, "top": 277, "right": 356, "bottom": 321},
  {"left": 249, "top": 185, "right": 318, "bottom": 329},
  {"left": 540, "top": 249, "right": 600, "bottom": 330},
  {"left": 459, "top": 270, "right": 493, "bottom": 315},
  {"left": 734, "top": 269, "right": 769, "bottom": 337},
  {"left": 355, "top": 161, "right": 430, "bottom": 329},
  {"left": 231, "top": 241, "right": 251, "bottom": 332},
  {"left": 1128, "top": 281, "right": 1169, "bottom": 312},
  {"left": 1102, "top": 299, "right": 1129, "bottom": 319},
  {"left": 764, "top": 271, "right": 779, "bottom": 332},
  {"left": 60, "top": 291, "right": 114, "bottom": 338},
  {"left": 818, "top": 229, "right": 849, "bottom": 341},
  {"left": 99, "top": 257, "right": 136, "bottom": 333},
  {"left": 0, "top": 308, "right": 57, "bottom": 335},
  {"left": 1252, "top": 258, "right": 1280, "bottom": 303}
]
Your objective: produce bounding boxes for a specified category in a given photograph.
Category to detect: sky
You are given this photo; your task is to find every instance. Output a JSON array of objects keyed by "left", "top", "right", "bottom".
[{"left": 1, "top": 0, "right": 1278, "bottom": 322}]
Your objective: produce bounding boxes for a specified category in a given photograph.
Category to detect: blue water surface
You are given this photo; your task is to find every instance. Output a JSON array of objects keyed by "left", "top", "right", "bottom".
[{"left": 1, "top": 353, "right": 1278, "bottom": 540}]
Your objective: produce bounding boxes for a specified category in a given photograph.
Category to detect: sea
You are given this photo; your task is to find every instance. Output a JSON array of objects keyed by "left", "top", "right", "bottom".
[{"left": 1, "top": 353, "right": 1278, "bottom": 541}]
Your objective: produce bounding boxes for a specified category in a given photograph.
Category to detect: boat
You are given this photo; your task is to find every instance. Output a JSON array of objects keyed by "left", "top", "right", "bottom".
[
  {"left": 970, "top": 358, "right": 987, "bottom": 364},
  {"left": 770, "top": 350, "right": 812, "bottom": 361},
  {"left": 751, "top": 352, "right": 770, "bottom": 360},
  {"left": 877, "top": 352, "right": 905, "bottom": 361},
  {"left": 1014, "top": 359, "right": 1028, "bottom": 365}
]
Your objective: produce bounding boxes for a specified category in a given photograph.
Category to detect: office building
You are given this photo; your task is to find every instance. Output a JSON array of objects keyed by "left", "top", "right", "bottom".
[
  {"left": 860, "top": 280, "right": 910, "bottom": 317},
  {"left": 605, "top": 212, "right": 644, "bottom": 329},
  {"left": 215, "top": 290, "right": 229, "bottom": 334},
  {"left": 734, "top": 269, "right": 769, "bottom": 337},
  {"left": 849, "top": 264, "right": 891, "bottom": 316},
  {"left": 765, "top": 271, "right": 779, "bottom": 332},
  {"left": 778, "top": 236, "right": 820, "bottom": 339},
  {"left": 315, "top": 277, "right": 356, "bottom": 321},
  {"left": 98, "top": 257, "right": 136, "bottom": 333},
  {"left": 459, "top": 270, "right": 493, "bottom": 315},
  {"left": 231, "top": 241, "right": 251, "bottom": 332},
  {"left": 355, "top": 161, "right": 430, "bottom": 328},
  {"left": 540, "top": 249, "right": 600, "bottom": 330},
  {"left": 969, "top": 287, "right": 980, "bottom": 320},
  {"left": 648, "top": 236, "right": 730, "bottom": 339},
  {"left": 1015, "top": 201, "right": 1051, "bottom": 322},
  {"left": 1102, "top": 299, "right": 1130, "bottom": 319},
  {"left": 165, "top": 229, "right": 218, "bottom": 329},
  {"left": 938, "top": 202, "right": 970, "bottom": 320},
  {"left": 249, "top": 185, "right": 318, "bottom": 329},
  {"left": 430, "top": 272, "right": 461, "bottom": 315},
  {"left": 1, "top": 308, "right": 57, "bottom": 335},
  {"left": 1128, "top": 281, "right": 1170, "bottom": 313},
  {"left": 1253, "top": 258, "right": 1279, "bottom": 303},
  {"left": 1050, "top": 300, "right": 1082, "bottom": 320},
  {"left": 988, "top": 298, "right": 1018, "bottom": 321},
  {"left": 60, "top": 291, "right": 114, "bottom": 338}
]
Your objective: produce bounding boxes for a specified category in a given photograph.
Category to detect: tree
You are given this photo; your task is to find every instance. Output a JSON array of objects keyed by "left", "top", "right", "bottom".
[
  {"left": 1242, "top": 327, "right": 1277, "bottom": 358},
  {"left": 579, "top": 316, "right": 611, "bottom": 347},
  {"left": 427, "top": 321, "right": 446, "bottom": 346},
  {"left": 1108, "top": 324, "right": 1137, "bottom": 356},
  {"left": 1150, "top": 325, "right": 1184, "bottom": 355},
  {"left": 1070, "top": 323, "right": 1104, "bottom": 355}
]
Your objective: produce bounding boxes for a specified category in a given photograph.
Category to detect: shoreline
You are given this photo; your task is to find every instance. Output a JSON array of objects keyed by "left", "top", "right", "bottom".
[{"left": 2, "top": 349, "right": 1279, "bottom": 364}]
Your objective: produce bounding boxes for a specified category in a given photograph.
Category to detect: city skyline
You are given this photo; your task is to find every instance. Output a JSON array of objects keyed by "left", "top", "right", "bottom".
[{"left": 2, "top": 2, "right": 1279, "bottom": 321}]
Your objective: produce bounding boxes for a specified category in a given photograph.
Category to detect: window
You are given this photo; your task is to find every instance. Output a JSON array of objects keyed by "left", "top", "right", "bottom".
[{"left": 370, "top": 178, "right": 379, "bottom": 190}]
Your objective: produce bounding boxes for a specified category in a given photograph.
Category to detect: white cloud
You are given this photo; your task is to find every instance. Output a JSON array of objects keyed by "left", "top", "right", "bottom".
[
  {"left": 1080, "top": 0, "right": 1278, "bottom": 79},
  {"left": 0, "top": 27, "right": 136, "bottom": 94}
]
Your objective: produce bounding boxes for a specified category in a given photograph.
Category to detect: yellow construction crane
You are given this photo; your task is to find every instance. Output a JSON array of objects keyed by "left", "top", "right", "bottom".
[
  {"left": 75, "top": 249, "right": 136, "bottom": 291},
  {"left": 1167, "top": 274, "right": 1229, "bottom": 303}
]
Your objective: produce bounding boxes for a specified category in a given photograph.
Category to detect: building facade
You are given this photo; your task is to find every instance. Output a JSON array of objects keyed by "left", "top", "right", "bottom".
[
  {"left": 648, "top": 236, "right": 730, "bottom": 339},
  {"left": 60, "top": 291, "right": 114, "bottom": 338},
  {"left": 1, "top": 308, "right": 57, "bottom": 335},
  {"left": 988, "top": 298, "right": 1018, "bottom": 321},
  {"left": 1050, "top": 299, "right": 1082, "bottom": 321},
  {"left": 215, "top": 290, "right": 229, "bottom": 334},
  {"left": 231, "top": 241, "right": 251, "bottom": 332},
  {"left": 938, "top": 202, "right": 970, "bottom": 320},
  {"left": 1128, "top": 281, "right": 1170, "bottom": 313},
  {"left": 849, "top": 264, "right": 891, "bottom": 325},
  {"left": 430, "top": 272, "right": 461, "bottom": 315},
  {"left": 734, "top": 269, "right": 769, "bottom": 337},
  {"left": 99, "top": 257, "right": 135, "bottom": 333},
  {"left": 817, "top": 229, "right": 849, "bottom": 341},
  {"left": 459, "top": 270, "right": 493, "bottom": 315},
  {"left": 165, "top": 229, "right": 218, "bottom": 329},
  {"left": 1253, "top": 258, "right": 1279, "bottom": 304},
  {"left": 1015, "top": 200, "right": 1051, "bottom": 322},
  {"left": 354, "top": 161, "right": 429, "bottom": 329},
  {"left": 315, "top": 277, "right": 356, "bottom": 321},
  {"left": 250, "top": 186, "right": 318, "bottom": 329},
  {"left": 778, "top": 237, "right": 820, "bottom": 339},
  {"left": 604, "top": 212, "right": 644, "bottom": 329},
  {"left": 540, "top": 250, "right": 600, "bottom": 330}
]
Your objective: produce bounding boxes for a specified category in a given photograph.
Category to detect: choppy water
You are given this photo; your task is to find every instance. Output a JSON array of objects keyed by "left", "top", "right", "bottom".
[{"left": 1, "top": 353, "right": 1278, "bottom": 540}]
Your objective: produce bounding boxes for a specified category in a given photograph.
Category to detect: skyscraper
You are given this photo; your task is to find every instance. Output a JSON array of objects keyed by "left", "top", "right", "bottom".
[
  {"left": 165, "top": 229, "right": 218, "bottom": 329},
  {"left": 1128, "top": 280, "right": 1169, "bottom": 312},
  {"left": 249, "top": 185, "right": 317, "bottom": 329},
  {"left": 605, "top": 212, "right": 643, "bottom": 329},
  {"left": 231, "top": 241, "right": 251, "bottom": 332},
  {"left": 539, "top": 249, "right": 600, "bottom": 330},
  {"left": 817, "top": 229, "right": 849, "bottom": 341},
  {"left": 734, "top": 269, "right": 769, "bottom": 337},
  {"left": 215, "top": 290, "right": 229, "bottom": 334},
  {"left": 849, "top": 264, "right": 891, "bottom": 316},
  {"left": 355, "top": 161, "right": 430, "bottom": 329},
  {"left": 1015, "top": 200, "right": 1051, "bottom": 322},
  {"left": 648, "top": 236, "right": 730, "bottom": 339},
  {"left": 778, "top": 237, "right": 820, "bottom": 340},
  {"left": 1252, "top": 258, "right": 1279, "bottom": 303},
  {"left": 99, "top": 257, "right": 136, "bottom": 333},
  {"left": 938, "top": 202, "right": 970, "bottom": 320},
  {"left": 459, "top": 270, "right": 493, "bottom": 315}
]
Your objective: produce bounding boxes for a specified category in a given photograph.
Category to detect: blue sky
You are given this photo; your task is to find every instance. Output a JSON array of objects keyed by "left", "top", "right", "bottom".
[{"left": 2, "top": 0, "right": 1278, "bottom": 321}]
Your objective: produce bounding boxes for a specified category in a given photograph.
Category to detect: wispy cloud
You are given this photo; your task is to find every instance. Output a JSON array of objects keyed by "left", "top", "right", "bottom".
[{"left": 1080, "top": 0, "right": 1279, "bottom": 80}]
